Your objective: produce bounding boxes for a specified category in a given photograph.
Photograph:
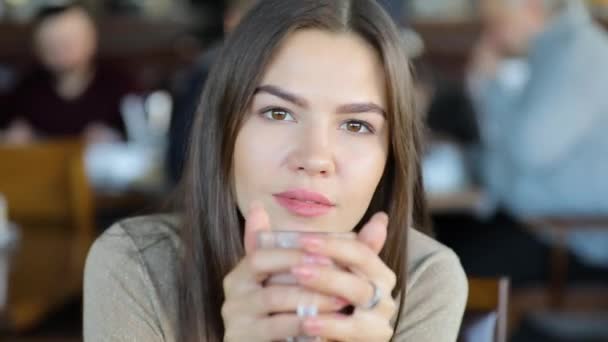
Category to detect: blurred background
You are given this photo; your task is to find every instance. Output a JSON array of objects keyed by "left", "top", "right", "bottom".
[{"left": 0, "top": 0, "right": 607, "bottom": 341}]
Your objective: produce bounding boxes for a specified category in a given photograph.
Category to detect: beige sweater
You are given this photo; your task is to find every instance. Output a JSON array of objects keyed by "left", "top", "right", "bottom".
[{"left": 83, "top": 215, "right": 468, "bottom": 341}]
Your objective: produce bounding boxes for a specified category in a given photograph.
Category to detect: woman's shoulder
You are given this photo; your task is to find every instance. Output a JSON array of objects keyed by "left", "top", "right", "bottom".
[
  {"left": 89, "top": 214, "right": 182, "bottom": 268},
  {"left": 84, "top": 215, "right": 182, "bottom": 340},
  {"left": 406, "top": 227, "right": 467, "bottom": 288},
  {"left": 99, "top": 214, "right": 181, "bottom": 251},
  {"left": 394, "top": 228, "right": 468, "bottom": 341},
  {"left": 87, "top": 214, "right": 183, "bottom": 293}
]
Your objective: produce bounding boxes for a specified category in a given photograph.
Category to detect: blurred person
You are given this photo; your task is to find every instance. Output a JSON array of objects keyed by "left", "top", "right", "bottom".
[
  {"left": 470, "top": 0, "right": 608, "bottom": 216},
  {"left": 0, "top": 2, "right": 134, "bottom": 145},
  {"left": 84, "top": 1, "right": 468, "bottom": 341},
  {"left": 436, "top": 0, "right": 608, "bottom": 293}
]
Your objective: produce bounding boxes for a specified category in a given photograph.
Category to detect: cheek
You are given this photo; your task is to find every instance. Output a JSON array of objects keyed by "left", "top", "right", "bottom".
[
  {"left": 335, "top": 137, "right": 388, "bottom": 210},
  {"left": 232, "top": 117, "right": 288, "bottom": 210}
]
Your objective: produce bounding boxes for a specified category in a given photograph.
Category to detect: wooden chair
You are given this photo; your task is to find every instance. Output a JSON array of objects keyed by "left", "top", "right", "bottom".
[
  {"left": 459, "top": 277, "right": 510, "bottom": 342},
  {"left": 0, "top": 139, "right": 95, "bottom": 332},
  {"left": 508, "top": 217, "right": 608, "bottom": 332}
]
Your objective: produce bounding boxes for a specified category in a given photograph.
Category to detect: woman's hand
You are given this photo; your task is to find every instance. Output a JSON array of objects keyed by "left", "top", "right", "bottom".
[
  {"left": 84, "top": 122, "right": 122, "bottom": 144},
  {"left": 221, "top": 202, "right": 348, "bottom": 341},
  {"left": 292, "top": 212, "right": 398, "bottom": 342},
  {"left": 1, "top": 119, "right": 35, "bottom": 145}
]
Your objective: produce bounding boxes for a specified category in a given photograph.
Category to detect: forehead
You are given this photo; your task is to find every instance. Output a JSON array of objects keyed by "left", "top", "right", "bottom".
[
  {"left": 259, "top": 29, "right": 387, "bottom": 107},
  {"left": 36, "top": 10, "right": 92, "bottom": 36}
]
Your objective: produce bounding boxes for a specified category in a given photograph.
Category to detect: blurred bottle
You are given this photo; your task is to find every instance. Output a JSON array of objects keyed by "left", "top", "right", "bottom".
[
  {"left": 0, "top": 194, "right": 6, "bottom": 234},
  {"left": 0, "top": 194, "right": 19, "bottom": 313},
  {"left": 85, "top": 91, "right": 173, "bottom": 193},
  {"left": 0, "top": 194, "right": 7, "bottom": 312}
]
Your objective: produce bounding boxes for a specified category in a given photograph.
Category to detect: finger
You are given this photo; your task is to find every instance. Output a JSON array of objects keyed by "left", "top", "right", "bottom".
[
  {"left": 291, "top": 264, "right": 396, "bottom": 318},
  {"left": 299, "top": 237, "right": 396, "bottom": 292},
  {"left": 223, "top": 285, "right": 349, "bottom": 318},
  {"left": 354, "top": 296, "right": 399, "bottom": 321},
  {"left": 291, "top": 265, "right": 371, "bottom": 307},
  {"left": 292, "top": 265, "right": 398, "bottom": 320},
  {"left": 301, "top": 313, "right": 394, "bottom": 342},
  {"left": 225, "top": 313, "right": 302, "bottom": 341},
  {"left": 224, "top": 250, "right": 332, "bottom": 296},
  {"left": 244, "top": 201, "right": 271, "bottom": 254},
  {"left": 357, "top": 212, "right": 389, "bottom": 254}
]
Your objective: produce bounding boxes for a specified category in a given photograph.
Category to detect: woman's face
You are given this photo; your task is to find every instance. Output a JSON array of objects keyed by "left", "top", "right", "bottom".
[
  {"left": 35, "top": 9, "right": 97, "bottom": 74},
  {"left": 233, "top": 29, "right": 389, "bottom": 233}
]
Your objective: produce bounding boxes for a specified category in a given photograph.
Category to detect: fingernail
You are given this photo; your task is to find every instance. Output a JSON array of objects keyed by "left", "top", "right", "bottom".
[
  {"left": 303, "top": 318, "right": 324, "bottom": 334},
  {"left": 302, "top": 255, "right": 317, "bottom": 265},
  {"left": 300, "top": 236, "right": 324, "bottom": 253},
  {"left": 302, "top": 254, "right": 332, "bottom": 266},
  {"left": 292, "top": 266, "right": 319, "bottom": 280},
  {"left": 375, "top": 212, "right": 389, "bottom": 225},
  {"left": 333, "top": 297, "right": 349, "bottom": 308}
]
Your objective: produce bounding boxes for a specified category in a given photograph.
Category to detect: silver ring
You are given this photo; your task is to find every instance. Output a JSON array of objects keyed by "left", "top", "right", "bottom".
[
  {"left": 360, "top": 280, "right": 382, "bottom": 310},
  {"left": 297, "top": 304, "right": 318, "bottom": 317}
]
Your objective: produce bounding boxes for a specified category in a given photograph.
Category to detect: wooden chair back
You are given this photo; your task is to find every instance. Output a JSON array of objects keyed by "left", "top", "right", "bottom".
[
  {"left": 0, "top": 139, "right": 94, "bottom": 331},
  {"left": 459, "top": 277, "right": 510, "bottom": 342},
  {"left": 0, "top": 139, "right": 93, "bottom": 232}
]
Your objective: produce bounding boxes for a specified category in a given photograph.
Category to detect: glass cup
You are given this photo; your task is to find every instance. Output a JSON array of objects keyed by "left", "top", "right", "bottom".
[{"left": 257, "top": 231, "right": 356, "bottom": 342}]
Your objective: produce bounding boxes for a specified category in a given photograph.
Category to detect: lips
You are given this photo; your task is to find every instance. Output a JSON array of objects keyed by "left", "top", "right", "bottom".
[{"left": 273, "top": 189, "right": 335, "bottom": 217}]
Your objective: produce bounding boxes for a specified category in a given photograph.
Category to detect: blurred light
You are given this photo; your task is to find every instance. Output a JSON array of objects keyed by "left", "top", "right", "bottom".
[{"left": 145, "top": 90, "right": 172, "bottom": 137}]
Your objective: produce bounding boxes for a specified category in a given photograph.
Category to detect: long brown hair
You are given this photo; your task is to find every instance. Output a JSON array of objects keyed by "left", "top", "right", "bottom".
[{"left": 178, "top": 0, "right": 427, "bottom": 340}]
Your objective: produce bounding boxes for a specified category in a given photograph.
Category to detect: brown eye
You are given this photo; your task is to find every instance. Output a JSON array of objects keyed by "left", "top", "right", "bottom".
[
  {"left": 341, "top": 120, "right": 372, "bottom": 134},
  {"left": 347, "top": 122, "right": 363, "bottom": 132},
  {"left": 272, "top": 110, "right": 287, "bottom": 120},
  {"left": 263, "top": 108, "right": 295, "bottom": 122}
]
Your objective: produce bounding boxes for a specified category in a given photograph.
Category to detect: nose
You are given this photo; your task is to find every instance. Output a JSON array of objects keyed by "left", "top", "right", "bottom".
[{"left": 287, "top": 127, "right": 336, "bottom": 177}]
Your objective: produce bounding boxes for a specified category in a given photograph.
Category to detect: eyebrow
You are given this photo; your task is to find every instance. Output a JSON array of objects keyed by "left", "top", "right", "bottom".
[
  {"left": 337, "top": 103, "right": 386, "bottom": 117},
  {"left": 255, "top": 85, "right": 308, "bottom": 108},
  {"left": 254, "top": 84, "right": 387, "bottom": 117}
]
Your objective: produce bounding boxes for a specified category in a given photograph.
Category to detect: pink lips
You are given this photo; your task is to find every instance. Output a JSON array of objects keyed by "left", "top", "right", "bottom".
[{"left": 273, "top": 189, "right": 335, "bottom": 217}]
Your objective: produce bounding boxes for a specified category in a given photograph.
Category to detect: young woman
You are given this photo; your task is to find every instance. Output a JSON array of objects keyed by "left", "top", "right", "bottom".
[{"left": 83, "top": 1, "right": 467, "bottom": 341}]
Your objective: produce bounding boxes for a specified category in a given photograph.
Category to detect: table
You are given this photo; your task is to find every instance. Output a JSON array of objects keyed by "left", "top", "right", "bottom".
[{"left": 426, "top": 188, "right": 486, "bottom": 214}]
